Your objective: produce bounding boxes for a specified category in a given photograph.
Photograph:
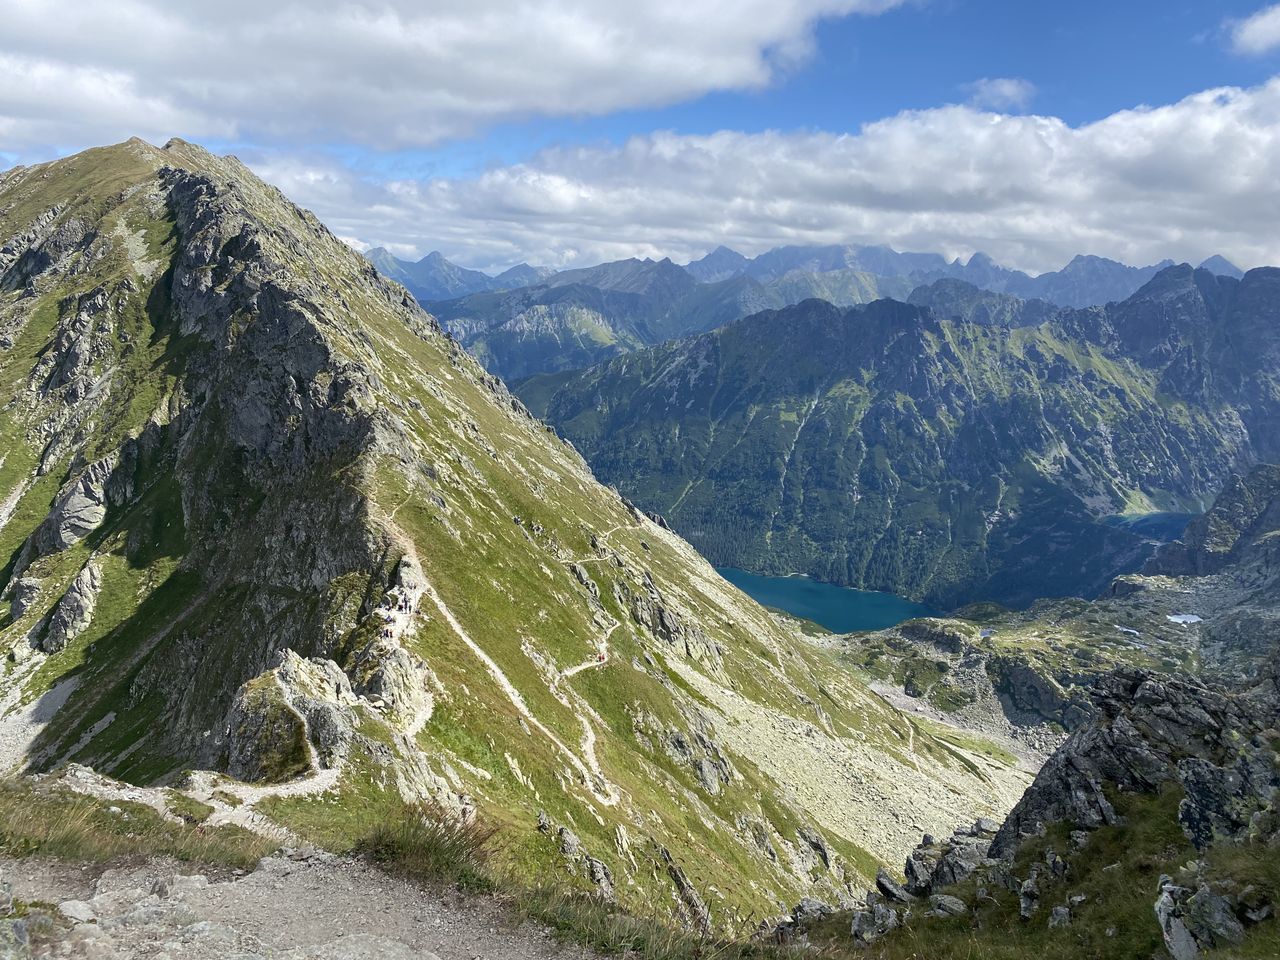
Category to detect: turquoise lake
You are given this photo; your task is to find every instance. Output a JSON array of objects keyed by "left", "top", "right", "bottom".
[{"left": 716, "top": 568, "right": 936, "bottom": 634}]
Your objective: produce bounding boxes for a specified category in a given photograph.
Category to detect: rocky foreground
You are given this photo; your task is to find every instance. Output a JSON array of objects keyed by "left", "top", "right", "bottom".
[
  {"left": 1, "top": 850, "right": 588, "bottom": 960},
  {"left": 816, "top": 669, "right": 1280, "bottom": 959}
]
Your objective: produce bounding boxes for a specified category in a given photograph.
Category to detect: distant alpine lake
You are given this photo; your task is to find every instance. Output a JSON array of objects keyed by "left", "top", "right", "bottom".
[{"left": 716, "top": 568, "right": 935, "bottom": 634}]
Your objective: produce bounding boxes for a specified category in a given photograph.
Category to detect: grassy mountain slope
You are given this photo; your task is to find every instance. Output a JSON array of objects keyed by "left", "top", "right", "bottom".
[
  {"left": 0, "top": 140, "right": 1028, "bottom": 929},
  {"left": 526, "top": 290, "right": 1271, "bottom": 608}
]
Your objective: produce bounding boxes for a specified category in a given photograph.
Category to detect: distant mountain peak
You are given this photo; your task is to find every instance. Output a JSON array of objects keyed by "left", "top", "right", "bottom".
[
  {"left": 1199, "top": 255, "right": 1245, "bottom": 279},
  {"left": 685, "top": 245, "right": 751, "bottom": 283}
]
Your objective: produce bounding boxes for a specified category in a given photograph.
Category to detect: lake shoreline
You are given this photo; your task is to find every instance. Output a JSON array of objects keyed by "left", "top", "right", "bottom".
[{"left": 717, "top": 567, "right": 936, "bottom": 635}]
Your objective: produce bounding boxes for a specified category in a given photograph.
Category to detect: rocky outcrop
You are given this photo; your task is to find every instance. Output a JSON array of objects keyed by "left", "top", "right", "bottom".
[
  {"left": 619, "top": 574, "right": 725, "bottom": 674},
  {"left": 842, "top": 666, "right": 1280, "bottom": 954},
  {"left": 1149, "top": 464, "right": 1280, "bottom": 577},
  {"left": 227, "top": 652, "right": 358, "bottom": 783},
  {"left": 988, "top": 655, "right": 1095, "bottom": 731},
  {"left": 5, "top": 578, "right": 41, "bottom": 623},
  {"left": 536, "top": 812, "right": 616, "bottom": 901},
  {"left": 631, "top": 705, "right": 736, "bottom": 795},
  {"left": 15, "top": 456, "right": 121, "bottom": 574},
  {"left": 991, "top": 671, "right": 1280, "bottom": 858},
  {"left": 39, "top": 561, "right": 102, "bottom": 654},
  {"left": 661, "top": 847, "right": 712, "bottom": 935}
]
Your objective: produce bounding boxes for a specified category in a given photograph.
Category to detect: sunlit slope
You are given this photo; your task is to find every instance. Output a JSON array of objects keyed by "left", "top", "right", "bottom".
[{"left": 0, "top": 140, "right": 1026, "bottom": 926}]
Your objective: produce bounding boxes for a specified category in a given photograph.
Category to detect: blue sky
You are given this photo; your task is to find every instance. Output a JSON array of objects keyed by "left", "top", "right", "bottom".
[
  {"left": 5, "top": 1, "right": 1280, "bottom": 272},
  {"left": 290, "top": 0, "right": 1279, "bottom": 180}
]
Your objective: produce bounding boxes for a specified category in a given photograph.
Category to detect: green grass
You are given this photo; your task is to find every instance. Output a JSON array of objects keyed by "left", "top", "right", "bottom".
[
  {"left": 165, "top": 789, "right": 214, "bottom": 824},
  {"left": 356, "top": 802, "right": 499, "bottom": 893},
  {"left": 0, "top": 779, "right": 273, "bottom": 869}
]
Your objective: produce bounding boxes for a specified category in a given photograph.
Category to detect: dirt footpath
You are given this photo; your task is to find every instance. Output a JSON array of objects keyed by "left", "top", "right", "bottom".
[{"left": 4, "top": 850, "right": 593, "bottom": 960}]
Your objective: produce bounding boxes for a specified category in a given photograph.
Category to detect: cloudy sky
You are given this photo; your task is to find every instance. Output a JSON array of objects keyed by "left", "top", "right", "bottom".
[{"left": 4, "top": 0, "right": 1280, "bottom": 273}]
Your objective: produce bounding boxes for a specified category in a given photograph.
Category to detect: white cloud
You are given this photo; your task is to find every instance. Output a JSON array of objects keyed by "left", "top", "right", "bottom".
[
  {"left": 0, "top": 0, "right": 904, "bottom": 152},
  {"left": 1232, "top": 4, "right": 1280, "bottom": 55},
  {"left": 964, "top": 77, "right": 1037, "bottom": 111},
  {"left": 252, "top": 80, "right": 1280, "bottom": 275}
]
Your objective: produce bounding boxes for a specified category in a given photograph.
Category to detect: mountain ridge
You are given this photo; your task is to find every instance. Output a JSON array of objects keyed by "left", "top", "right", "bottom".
[{"left": 524, "top": 267, "right": 1279, "bottom": 607}]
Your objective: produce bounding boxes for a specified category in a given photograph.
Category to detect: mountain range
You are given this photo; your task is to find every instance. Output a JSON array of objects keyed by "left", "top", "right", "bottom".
[
  {"left": 365, "top": 246, "right": 554, "bottom": 301},
  {"left": 685, "top": 243, "right": 1246, "bottom": 306},
  {"left": 522, "top": 265, "right": 1280, "bottom": 609},
  {"left": 381, "top": 244, "right": 1244, "bottom": 384}
]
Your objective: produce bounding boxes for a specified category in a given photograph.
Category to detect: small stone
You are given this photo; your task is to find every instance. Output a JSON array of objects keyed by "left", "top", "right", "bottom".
[
  {"left": 151, "top": 875, "right": 209, "bottom": 899},
  {"left": 928, "top": 894, "right": 969, "bottom": 917},
  {"left": 1048, "top": 905, "right": 1071, "bottom": 928},
  {"left": 57, "top": 900, "right": 96, "bottom": 924}
]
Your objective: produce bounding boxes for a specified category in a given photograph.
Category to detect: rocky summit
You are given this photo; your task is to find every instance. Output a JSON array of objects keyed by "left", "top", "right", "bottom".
[{"left": 0, "top": 140, "right": 1034, "bottom": 938}]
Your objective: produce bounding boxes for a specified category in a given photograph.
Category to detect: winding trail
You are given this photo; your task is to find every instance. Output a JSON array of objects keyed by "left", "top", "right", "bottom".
[{"left": 417, "top": 576, "right": 620, "bottom": 807}]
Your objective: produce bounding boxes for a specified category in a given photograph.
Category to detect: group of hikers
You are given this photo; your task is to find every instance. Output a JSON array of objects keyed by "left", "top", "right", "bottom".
[{"left": 375, "top": 593, "right": 417, "bottom": 639}]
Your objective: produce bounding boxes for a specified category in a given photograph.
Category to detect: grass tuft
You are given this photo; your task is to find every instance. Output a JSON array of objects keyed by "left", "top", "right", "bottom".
[
  {"left": 515, "top": 886, "right": 796, "bottom": 960},
  {"left": 356, "top": 802, "right": 499, "bottom": 893}
]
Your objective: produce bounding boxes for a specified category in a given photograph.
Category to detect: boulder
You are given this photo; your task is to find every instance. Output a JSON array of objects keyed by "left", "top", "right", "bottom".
[
  {"left": 1155, "top": 879, "right": 1245, "bottom": 960},
  {"left": 927, "top": 895, "right": 968, "bottom": 917},
  {"left": 40, "top": 561, "right": 102, "bottom": 653},
  {"left": 931, "top": 838, "right": 989, "bottom": 887},
  {"left": 850, "top": 899, "right": 899, "bottom": 946},
  {"left": 875, "top": 868, "right": 914, "bottom": 904},
  {"left": 903, "top": 852, "right": 935, "bottom": 896},
  {"left": 57, "top": 901, "right": 96, "bottom": 924}
]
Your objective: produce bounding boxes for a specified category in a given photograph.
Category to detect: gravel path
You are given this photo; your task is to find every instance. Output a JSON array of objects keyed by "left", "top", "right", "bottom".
[{"left": 5, "top": 851, "right": 594, "bottom": 960}]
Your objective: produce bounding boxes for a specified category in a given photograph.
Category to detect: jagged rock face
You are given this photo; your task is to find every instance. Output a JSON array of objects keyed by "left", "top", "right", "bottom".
[
  {"left": 0, "top": 140, "right": 1029, "bottom": 930},
  {"left": 529, "top": 283, "right": 1271, "bottom": 607},
  {"left": 1150, "top": 464, "right": 1280, "bottom": 577},
  {"left": 991, "top": 671, "right": 1280, "bottom": 858},
  {"left": 40, "top": 560, "right": 101, "bottom": 653}
]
